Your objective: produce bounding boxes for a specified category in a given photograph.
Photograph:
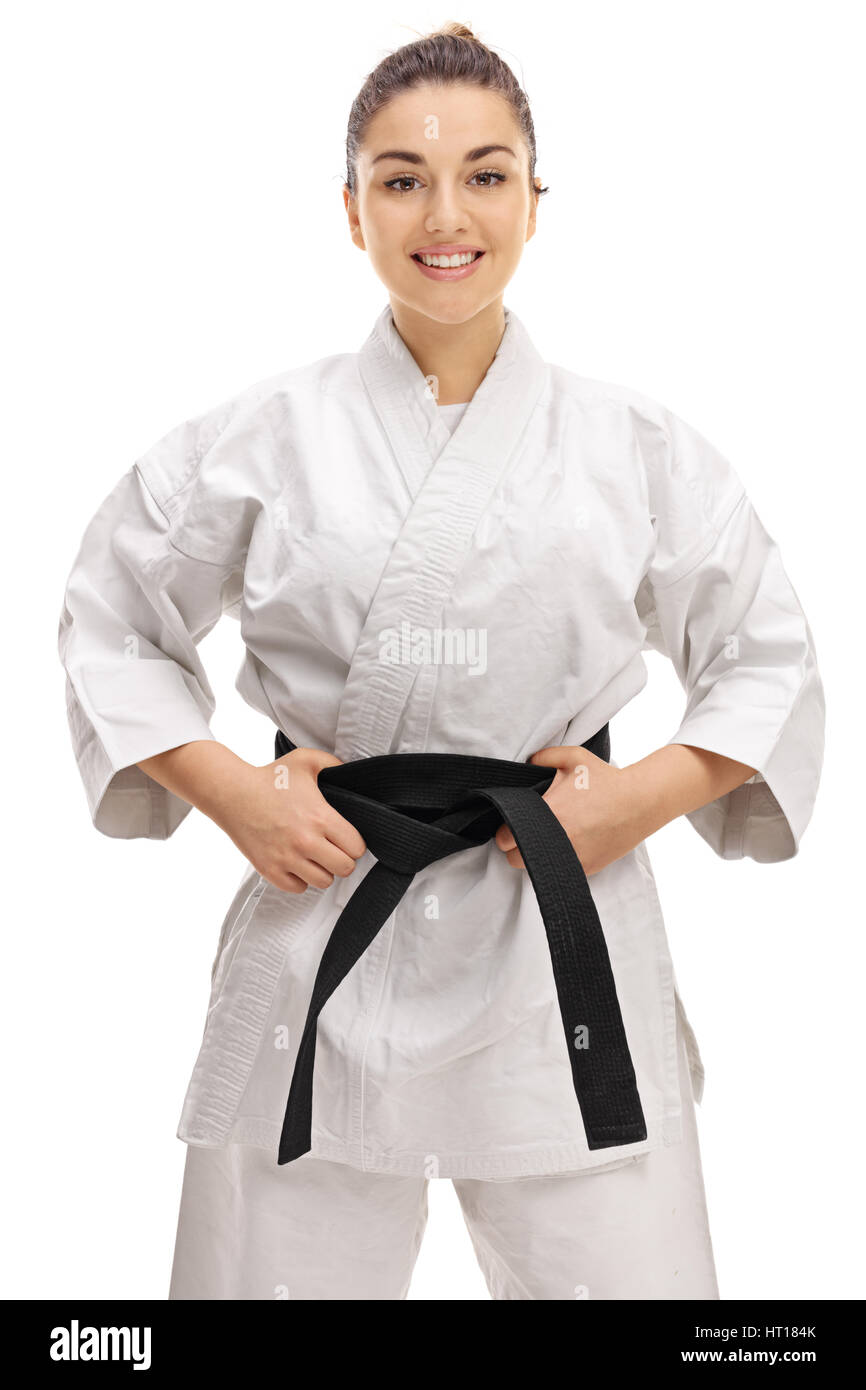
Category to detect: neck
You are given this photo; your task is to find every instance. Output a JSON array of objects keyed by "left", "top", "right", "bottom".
[{"left": 388, "top": 298, "right": 507, "bottom": 405}]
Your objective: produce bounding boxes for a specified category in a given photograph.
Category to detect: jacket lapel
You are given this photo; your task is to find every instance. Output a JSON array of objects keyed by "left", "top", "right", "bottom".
[{"left": 334, "top": 302, "right": 548, "bottom": 762}]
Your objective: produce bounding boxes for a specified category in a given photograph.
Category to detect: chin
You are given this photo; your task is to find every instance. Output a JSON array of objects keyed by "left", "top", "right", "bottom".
[{"left": 389, "top": 286, "right": 502, "bottom": 328}]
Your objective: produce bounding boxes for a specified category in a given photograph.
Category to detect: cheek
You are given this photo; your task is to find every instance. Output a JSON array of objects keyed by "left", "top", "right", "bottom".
[
  {"left": 489, "top": 203, "right": 531, "bottom": 257},
  {"left": 357, "top": 196, "right": 407, "bottom": 248}
]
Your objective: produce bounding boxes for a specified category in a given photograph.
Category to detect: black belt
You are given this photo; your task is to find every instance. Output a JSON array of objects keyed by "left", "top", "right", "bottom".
[{"left": 271, "top": 726, "right": 647, "bottom": 1165}]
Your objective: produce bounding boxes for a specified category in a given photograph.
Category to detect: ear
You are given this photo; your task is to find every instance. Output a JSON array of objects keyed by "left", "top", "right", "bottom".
[
  {"left": 526, "top": 177, "right": 542, "bottom": 242},
  {"left": 343, "top": 184, "right": 366, "bottom": 251}
]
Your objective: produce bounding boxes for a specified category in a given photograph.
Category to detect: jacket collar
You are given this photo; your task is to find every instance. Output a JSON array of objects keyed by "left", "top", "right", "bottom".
[{"left": 356, "top": 302, "right": 548, "bottom": 497}]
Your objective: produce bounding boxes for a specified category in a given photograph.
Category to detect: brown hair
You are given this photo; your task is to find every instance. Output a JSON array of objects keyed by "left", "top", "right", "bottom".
[{"left": 345, "top": 21, "right": 549, "bottom": 202}]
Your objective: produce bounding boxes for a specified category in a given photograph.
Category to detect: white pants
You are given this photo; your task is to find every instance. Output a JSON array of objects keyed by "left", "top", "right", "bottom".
[{"left": 168, "top": 1019, "right": 719, "bottom": 1300}]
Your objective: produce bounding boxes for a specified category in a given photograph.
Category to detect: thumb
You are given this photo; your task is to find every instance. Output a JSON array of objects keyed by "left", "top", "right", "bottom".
[
  {"left": 528, "top": 745, "right": 571, "bottom": 768},
  {"left": 285, "top": 746, "right": 345, "bottom": 775},
  {"left": 312, "top": 751, "right": 345, "bottom": 770}
]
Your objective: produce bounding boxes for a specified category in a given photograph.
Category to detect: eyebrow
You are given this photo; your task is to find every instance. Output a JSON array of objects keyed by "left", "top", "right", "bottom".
[{"left": 370, "top": 144, "right": 518, "bottom": 167}]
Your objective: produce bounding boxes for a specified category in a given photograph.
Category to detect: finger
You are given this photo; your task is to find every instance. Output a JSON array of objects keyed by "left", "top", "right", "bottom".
[
  {"left": 321, "top": 806, "right": 367, "bottom": 859},
  {"left": 495, "top": 823, "right": 516, "bottom": 852},
  {"left": 292, "top": 857, "right": 338, "bottom": 891},
  {"left": 505, "top": 847, "right": 525, "bottom": 869},
  {"left": 315, "top": 837, "right": 361, "bottom": 879},
  {"left": 273, "top": 869, "right": 308, "bottom": 894}
]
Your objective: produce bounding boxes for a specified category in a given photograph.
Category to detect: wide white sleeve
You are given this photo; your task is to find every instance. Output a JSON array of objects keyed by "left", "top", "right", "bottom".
[
  {"left": 635, "top": 407, "right": 826, "bottom": 863},
  {"left": 58, "top": 457, "right": 244, "bottom": 840}
]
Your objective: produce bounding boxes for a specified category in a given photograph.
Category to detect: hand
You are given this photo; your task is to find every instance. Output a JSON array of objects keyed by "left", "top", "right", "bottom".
[
  {"left": 209, "top": 746, "right": 368, "bottom": 895},
  {"left": 494, "top": 744, "right": 647, "bottom": 877}
]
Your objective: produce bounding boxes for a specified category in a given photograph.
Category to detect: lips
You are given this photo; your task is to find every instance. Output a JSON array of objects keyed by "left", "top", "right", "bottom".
[
  {"left": 410, "top": 250, "right": 486, "bottom": 282},
  {"left": 412, "top": 249, "right": 484, "bottom": 266}
]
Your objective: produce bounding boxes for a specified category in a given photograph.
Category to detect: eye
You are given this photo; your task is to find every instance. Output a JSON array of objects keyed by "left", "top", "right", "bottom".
[
  {"left": 469, "top": 169, "right": 507, "bottom": 188},
  {"left": 384, "top": 175, "right": 422, "bottom": 194}
]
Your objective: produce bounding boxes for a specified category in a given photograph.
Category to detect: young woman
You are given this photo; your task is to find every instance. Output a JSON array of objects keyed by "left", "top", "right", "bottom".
[{"left": 58, "top": 23, "right": 825, "bottom": 1300}]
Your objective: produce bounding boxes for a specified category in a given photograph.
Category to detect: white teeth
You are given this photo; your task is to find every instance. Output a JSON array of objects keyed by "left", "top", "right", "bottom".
[{"left": 417, "top": 251, "right": 479, "bottom": 267}]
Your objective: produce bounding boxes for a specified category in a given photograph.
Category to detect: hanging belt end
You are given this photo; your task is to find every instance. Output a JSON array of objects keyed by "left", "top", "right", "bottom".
[{"left": 277, "top": 1135, "right": 312, "bottom": 1166}]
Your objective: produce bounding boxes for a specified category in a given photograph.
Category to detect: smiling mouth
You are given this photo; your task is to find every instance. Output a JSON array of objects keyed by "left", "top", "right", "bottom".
[{"left": 412, "top": 250, "right": 485, "bottom": 267}]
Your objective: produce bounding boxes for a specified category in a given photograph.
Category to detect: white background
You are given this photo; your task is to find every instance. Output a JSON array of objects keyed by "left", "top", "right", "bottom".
[{"left": 4, "top": 0, "right": 862, "bottom": 1300}]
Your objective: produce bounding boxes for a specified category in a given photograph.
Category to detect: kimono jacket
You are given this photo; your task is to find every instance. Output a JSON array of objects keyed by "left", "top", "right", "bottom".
[{"left": 57, "top": 303, "right": 825, "bottom": 1181}]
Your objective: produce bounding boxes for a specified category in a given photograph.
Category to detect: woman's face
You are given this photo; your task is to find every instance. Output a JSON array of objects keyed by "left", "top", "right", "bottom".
[{"left": 345, "top": 82, "right": 540, "bottom": 326}]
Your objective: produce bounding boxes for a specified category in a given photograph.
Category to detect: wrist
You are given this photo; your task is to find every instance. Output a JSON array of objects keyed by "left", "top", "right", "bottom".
[
  {"left": 192, "top": 746, "right": 260, "bottom": 826},
  {"left": 137, "top": 740, "right": 255, "bottom": 824},
  {"left": 617, "top": 758, "right": 671, "bottom": 842}
]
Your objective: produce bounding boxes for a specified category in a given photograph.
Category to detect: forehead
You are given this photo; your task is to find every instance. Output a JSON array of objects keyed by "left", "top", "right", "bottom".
[{"left": 360, "top": 83, "right": 524, "bottom": 161}]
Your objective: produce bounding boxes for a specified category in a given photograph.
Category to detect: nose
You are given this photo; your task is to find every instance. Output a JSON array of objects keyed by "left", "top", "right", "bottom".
[{"left": 425, "top": 183, "right": 471, "bottom": 235}]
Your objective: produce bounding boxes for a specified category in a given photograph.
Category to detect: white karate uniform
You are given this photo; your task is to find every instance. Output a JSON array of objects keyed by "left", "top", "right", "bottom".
[
  {"left": 167, "top": 1013, "right": 717, "bottom": 1300},
  {"left": 58, "top": 303, "right": 823, "bottom": 1296}
]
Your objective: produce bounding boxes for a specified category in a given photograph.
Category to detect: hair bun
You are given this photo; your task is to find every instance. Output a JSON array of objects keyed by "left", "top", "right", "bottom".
[{"left": 427, "top": 21, "right": 481, "bottom": 42}]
